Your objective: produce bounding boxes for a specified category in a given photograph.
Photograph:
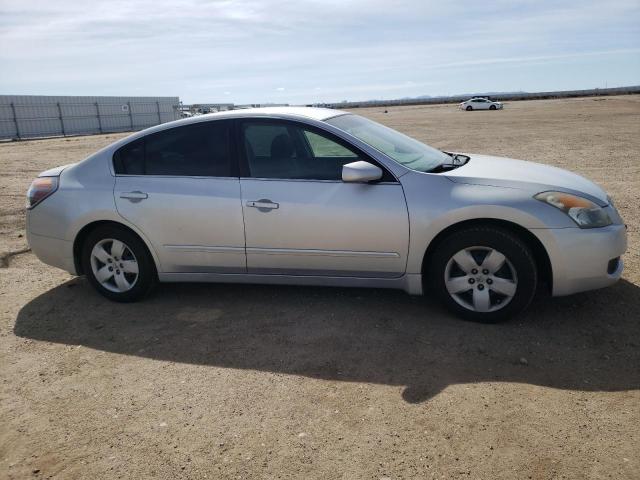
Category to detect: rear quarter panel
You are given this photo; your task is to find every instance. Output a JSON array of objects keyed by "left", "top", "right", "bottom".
[{"left": 28, "top": 149, "right": 163, "bottom": 272}]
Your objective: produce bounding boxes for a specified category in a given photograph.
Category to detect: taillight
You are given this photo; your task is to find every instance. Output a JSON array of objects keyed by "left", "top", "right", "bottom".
[{"left": 27, "top": 176, "right": 59, "bottom": 209}]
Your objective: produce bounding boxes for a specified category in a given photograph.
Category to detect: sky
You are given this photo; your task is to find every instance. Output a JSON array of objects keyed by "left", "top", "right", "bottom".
[{"left": 1, "top": 0, "right": 639, "bottom": 104}]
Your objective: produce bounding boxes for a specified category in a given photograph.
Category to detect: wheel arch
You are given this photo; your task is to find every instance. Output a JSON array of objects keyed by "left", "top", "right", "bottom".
[
  {"left": 73, "top": 220, "right": 160, "bottom": 275},
  {"left": 420, "top": 218, "right": 552, "bottom": 292}
]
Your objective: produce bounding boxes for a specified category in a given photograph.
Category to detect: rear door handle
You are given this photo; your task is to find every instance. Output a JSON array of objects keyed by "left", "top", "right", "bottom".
[
  {"left": 246, "top": 199, "right": 279, "bottom": 211},
  {"left": 119, "top": 191, "right": 148, "bottom": 202}
]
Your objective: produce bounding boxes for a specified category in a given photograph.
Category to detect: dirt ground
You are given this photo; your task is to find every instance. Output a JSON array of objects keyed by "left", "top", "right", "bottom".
[{"left": 1, "top": 96, "right": 639, "bottom": 479}]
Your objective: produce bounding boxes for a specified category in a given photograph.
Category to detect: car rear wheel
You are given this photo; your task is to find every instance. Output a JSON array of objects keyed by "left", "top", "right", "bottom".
[
  {"left": 81, "top": 225, "right": 157, "bottom": 302},
  {"left": 489, "top": 105, "right": 497, "bottom": 110},
  {"left": 428, "top": 226, "right": 537, "bottom": 322},
  {"left": 465, "top": 106, "right": 473, "bottom": 111}
]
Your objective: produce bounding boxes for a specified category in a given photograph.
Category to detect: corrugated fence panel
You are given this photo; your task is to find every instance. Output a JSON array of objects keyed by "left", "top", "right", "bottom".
[
  {"left": 60, "top": 103, "right": 98, "bottom": 117},
  {"left": 17, "top": 104, "right": 59, "bottom": 120},
  {"left": 100, "top": 114, "right": 133, "bottom": 132},
  {"left": 63, "top": 116, "right": 100, "bottom": 135},
  {"left": 18, "top": 118, "right": 61, "bottom": 137},
  {"left": 98, "top": 103, "right": 129, "bottom": 116},
  {"left": 0, "top": 95, "right": 180, "bottom": 140},
  {"left": 0, "top": 105, "right": 17, "bottom": 137}
]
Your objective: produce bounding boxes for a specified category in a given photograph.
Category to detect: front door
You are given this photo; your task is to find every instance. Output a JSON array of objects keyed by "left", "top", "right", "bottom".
[
  {"left": 238, "top": 119, "right": 409, "bottom": 278},
  {"left": 113, "top": 120, "right": 246, "bottom": 273}
]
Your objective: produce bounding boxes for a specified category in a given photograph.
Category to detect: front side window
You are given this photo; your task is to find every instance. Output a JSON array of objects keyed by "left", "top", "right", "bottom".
[
  {"left": 242, "top": 121, "right": 360, "bottom": 180},
  {"left": 303, "top": 131, "right": 358, "bottom": 158},
  {"left": 326, "top": 114, "right": 450, "bottom": 173},
  {"left": 114, "top": 121, "right": 233, "bottom": 176}
]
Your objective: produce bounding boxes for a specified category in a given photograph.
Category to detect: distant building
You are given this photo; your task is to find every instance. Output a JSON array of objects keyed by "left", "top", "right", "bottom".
[
  {"left": 234, "top": 103, "right": 289, "bottom": 109},
  {"left": 180, "top": 103, "right": 235, "bottom": 115}
]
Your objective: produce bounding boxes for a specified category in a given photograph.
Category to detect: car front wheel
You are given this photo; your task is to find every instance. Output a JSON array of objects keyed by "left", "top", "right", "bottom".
[
  {"left": 429, "top": 226, "right": 537, "bottom": 322},
  {"left": 466, "top": 106, "right": 473, "bottom": 111},
  {"left": 489, "top": 105, "right": 497, "bottom": 110},
  {"left": 81, "top": 225, "right": 157, "bottom": 302}
]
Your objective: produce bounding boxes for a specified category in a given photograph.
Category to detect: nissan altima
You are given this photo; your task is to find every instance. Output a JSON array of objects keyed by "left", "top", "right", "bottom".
[{"left": 26, "top": 107, "right": 626, "bottom": 322}]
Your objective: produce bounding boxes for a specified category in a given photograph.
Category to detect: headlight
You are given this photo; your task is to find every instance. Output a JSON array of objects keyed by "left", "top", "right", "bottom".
[{"left": 534, "top": 191, "right": 612, "bottom": 228}]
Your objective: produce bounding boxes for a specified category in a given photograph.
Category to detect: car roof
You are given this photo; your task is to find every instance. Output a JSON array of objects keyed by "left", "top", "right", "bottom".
[
  {"left": 225, "top": 106, "right": 344, "bottom": 120},
  {"left": 109, "top": 106, "right": 351, "bottom": 148},
  {"left": 188, "top": 106, "right": 344, "bottom": 123}
]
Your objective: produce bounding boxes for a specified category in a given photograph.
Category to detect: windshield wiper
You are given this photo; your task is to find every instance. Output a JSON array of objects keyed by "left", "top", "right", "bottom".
[{"left": 429, "top": 152, "right": 470, "bottom": 172}]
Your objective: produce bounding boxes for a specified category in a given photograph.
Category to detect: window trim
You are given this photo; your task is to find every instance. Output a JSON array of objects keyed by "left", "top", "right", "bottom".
[
  {"left": 112, "top": 119, "right": 239, "bottom": 178},
  {"left": 235, "top": 117, "right": 398, "bottom": 183}
]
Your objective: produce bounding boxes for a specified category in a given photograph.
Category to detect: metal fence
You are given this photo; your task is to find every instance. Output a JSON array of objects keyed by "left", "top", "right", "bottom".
[{"left": 0, "top": 95, "right": 181, "bottom": 140}]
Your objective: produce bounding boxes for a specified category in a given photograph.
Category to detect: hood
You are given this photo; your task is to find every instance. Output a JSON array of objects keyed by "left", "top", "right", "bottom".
[{"left": 445, "top": 154, "right": 608, "bottom": 205}]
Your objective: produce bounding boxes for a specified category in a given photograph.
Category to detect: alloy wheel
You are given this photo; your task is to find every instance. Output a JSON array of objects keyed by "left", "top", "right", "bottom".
[
  {"left": 444, "top": 246, "right": 518, "bottom": 312},
  {"left": 90, "top": 238, "right": 139, "bottom": 293}
]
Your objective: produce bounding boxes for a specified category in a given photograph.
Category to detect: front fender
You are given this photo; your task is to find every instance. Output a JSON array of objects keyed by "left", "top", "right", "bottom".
[{"left": 400, "top": 173, "right": 575, "bottom": 274}]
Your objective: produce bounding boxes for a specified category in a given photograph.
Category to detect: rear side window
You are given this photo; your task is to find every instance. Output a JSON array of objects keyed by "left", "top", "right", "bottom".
[
  {"left": 114, "top": 139, "right": 144, "bottom": 174},
  {"left": 113, "top": 121, "right": 233, "bottom": 176}
]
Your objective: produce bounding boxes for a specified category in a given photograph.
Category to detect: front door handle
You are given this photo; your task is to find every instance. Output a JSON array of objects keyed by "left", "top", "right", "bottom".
[
  {"left": 120, "top": 191, "right": 148, "bottom": 202},
  {"left": 246, "top": 199, "right": 279, "bottom": 212}
]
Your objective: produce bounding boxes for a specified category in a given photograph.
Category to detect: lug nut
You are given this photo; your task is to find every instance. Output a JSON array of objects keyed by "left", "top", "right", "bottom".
[
  {"left": 478, "top": 284, "right": 485, "bottom": 290},
  {"left": 486, "top": 278, "right": 493, "bottom": 284},
  {"left": 108, "top": 266, "right": 113, "bottom": 272},
  {"left": 471, "top": 268, "right": 478, "bottom": 274},
  {"left": 482, "top": 269, "right": 489, "bottom": 274},
  {"left": 468, "top": 278, "right": 475, "bottom": 284}
]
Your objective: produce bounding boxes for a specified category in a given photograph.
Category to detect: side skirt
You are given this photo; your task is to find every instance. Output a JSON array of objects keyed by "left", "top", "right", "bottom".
[{"left": 158, "top": 272, "right": 424, "bottom": 295}]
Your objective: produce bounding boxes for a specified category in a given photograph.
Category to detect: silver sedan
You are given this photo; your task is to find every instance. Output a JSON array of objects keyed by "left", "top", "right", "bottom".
[{"left": 26, "top": 107, "right": 626, "bottom": 322}]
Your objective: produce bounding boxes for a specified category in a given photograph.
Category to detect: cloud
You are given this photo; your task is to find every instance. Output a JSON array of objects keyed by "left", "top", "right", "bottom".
[{"left": 0, "top": 0, "right": 638, "bottom": 103}]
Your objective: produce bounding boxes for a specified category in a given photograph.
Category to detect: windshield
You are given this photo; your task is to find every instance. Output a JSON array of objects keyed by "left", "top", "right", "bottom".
[{"left": 326, "top": 114, "right": 450, "bottom": 172}]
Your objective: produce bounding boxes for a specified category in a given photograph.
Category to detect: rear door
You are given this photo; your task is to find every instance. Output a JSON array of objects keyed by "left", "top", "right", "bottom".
[
  {"left": 238, "top": 119, "right": 409, "bottom": 278},
  {"left": 113, "top": 120, "right": 246, "bottom": 273}
]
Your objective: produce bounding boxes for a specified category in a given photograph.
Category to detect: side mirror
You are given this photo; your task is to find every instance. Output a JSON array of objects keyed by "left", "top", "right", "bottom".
[{"left": 342, "top": 161, "right": 383, "bottom": 183}]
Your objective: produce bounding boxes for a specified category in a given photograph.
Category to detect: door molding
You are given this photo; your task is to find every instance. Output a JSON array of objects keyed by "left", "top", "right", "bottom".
[{"left": 246, "top": 247, "right": 399, "bottom": 258}]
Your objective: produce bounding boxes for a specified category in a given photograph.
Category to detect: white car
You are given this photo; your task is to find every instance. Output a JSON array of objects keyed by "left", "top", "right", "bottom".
[{"left": 460, "top": 98, "right": 503, "bottom": 111}]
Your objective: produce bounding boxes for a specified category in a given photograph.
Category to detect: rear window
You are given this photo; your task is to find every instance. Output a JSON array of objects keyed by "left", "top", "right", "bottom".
[{"left": 113, "top": 121, "right": 233, "bottom": 177}]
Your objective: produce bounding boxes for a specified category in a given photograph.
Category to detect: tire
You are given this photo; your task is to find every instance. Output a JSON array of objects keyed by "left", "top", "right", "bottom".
[
  {"left": 489, "top": 105, "right": 497, "bottom": 110},
  {"left": 428, "top": 226, "right": 537, "bottom": 323},
  {"left": 81, "top": 224, "right": 157, "bottom": 302},
  {"left": 466, "top": 106, "right": 473, "bottom": 111}
]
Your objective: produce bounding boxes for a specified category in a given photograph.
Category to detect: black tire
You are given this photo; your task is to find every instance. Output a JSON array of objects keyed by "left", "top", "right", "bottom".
[
  {"left": 489, "top": 105, "right": 497, "bottom": 110},
  {"left": 81, "top": 224, "right": 157, "bottom": 302},
  {"left": 466, "top": 106, "right": 473, "bottom": 111},
  {"left": 428, "top": 226, "right": 537, "bottom": 323}
]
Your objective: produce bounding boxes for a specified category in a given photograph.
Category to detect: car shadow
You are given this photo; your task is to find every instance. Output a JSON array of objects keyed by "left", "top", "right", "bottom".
[{"left": 14, "top": 278, "right": 640, "bottom": 403}]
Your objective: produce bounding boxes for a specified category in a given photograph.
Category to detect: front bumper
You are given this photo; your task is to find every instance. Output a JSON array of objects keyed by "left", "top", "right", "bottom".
[{"left": 533, "top": 223, "right": 627, "bottom": 296}]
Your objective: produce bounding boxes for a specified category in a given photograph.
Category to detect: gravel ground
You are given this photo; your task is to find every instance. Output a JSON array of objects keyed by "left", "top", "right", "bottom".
[{"left": 1, "top": 95, "right": 639, "bottom": 479}]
